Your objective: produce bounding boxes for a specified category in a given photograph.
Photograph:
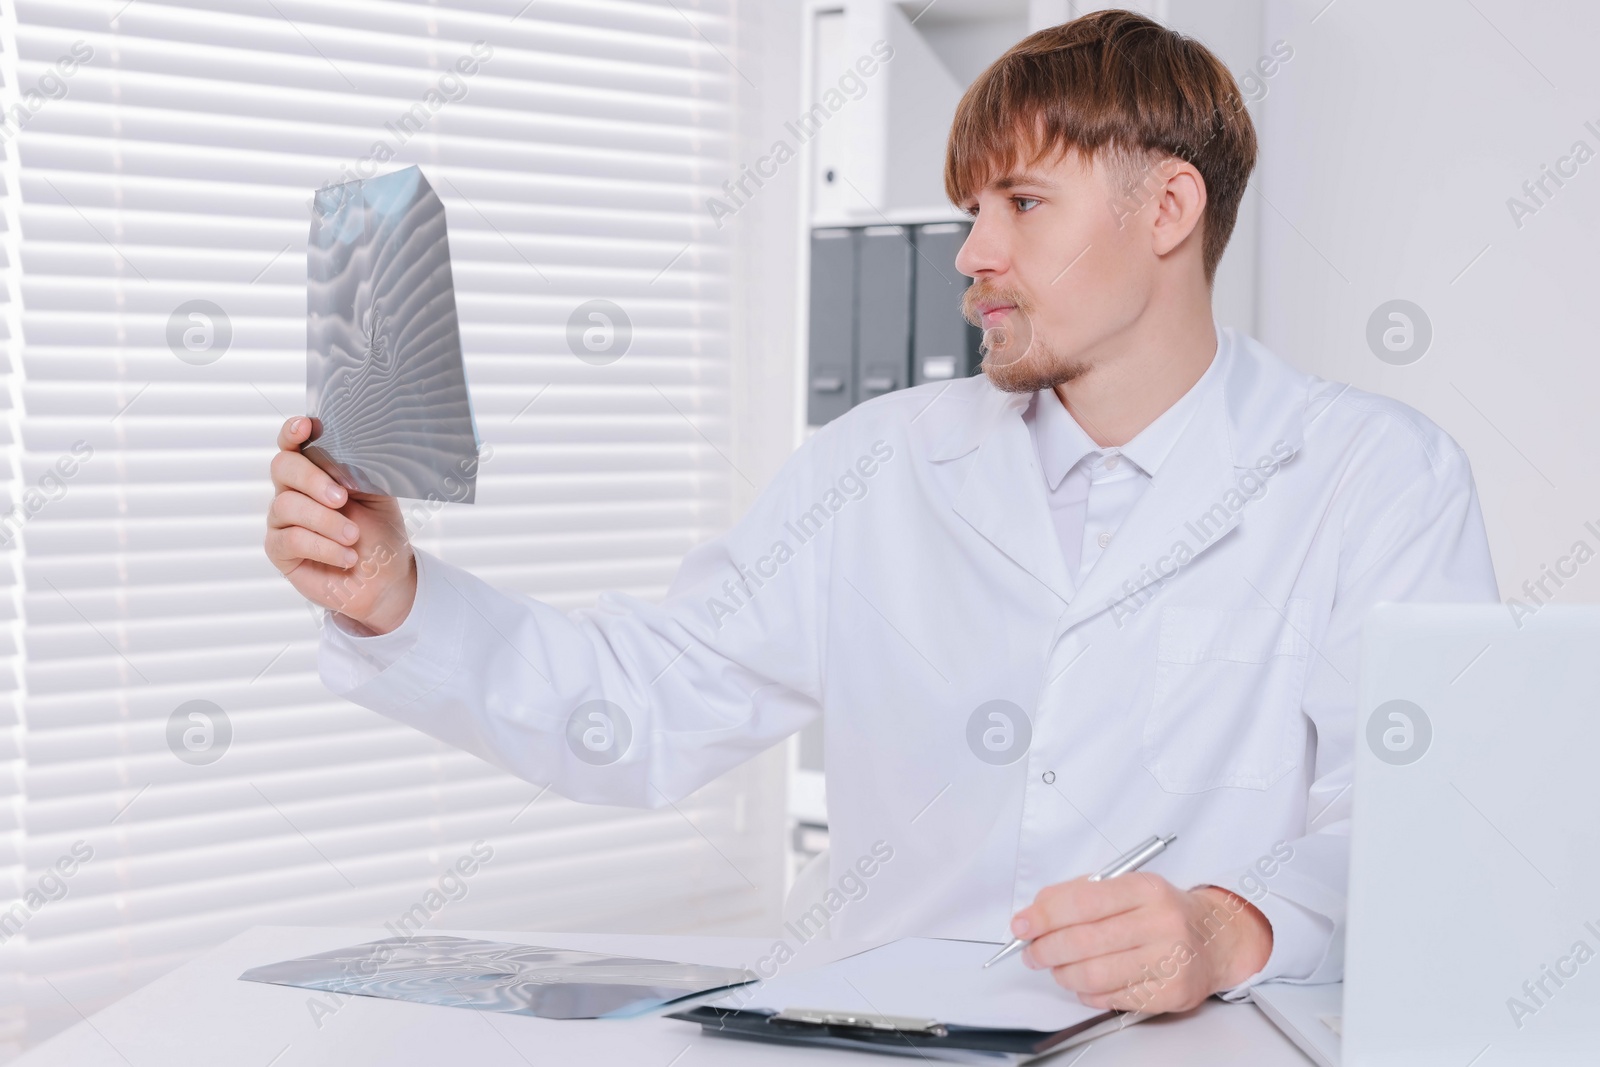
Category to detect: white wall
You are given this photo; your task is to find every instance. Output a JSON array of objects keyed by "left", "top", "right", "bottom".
[
  {"left": 1255, "top": 0, "right": 1600, "bottom": 606},
  {"left": 1161, "top": 0, "right": 1269, "bottom": 342}
]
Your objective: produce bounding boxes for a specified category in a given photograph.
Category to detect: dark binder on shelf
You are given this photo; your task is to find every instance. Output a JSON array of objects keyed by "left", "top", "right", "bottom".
[
  {"left": 807, "top": 227, "right": 858, "bottom": 425},
  {"left": 913, "top": 221, "right": 980, "bottom": 386},
  {"left": 854, "top": 225, "right": 913, "bottom": 404}
]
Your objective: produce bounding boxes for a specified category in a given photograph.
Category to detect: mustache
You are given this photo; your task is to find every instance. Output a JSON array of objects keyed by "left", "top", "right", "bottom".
[{"left": 960, "top": 281, "right": 1034, "bottom": 328}]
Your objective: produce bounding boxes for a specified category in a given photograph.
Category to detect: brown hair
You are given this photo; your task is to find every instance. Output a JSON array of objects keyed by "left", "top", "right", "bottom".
[{"left": 944, "top": 10, "right": 1258, "bottom": 281}]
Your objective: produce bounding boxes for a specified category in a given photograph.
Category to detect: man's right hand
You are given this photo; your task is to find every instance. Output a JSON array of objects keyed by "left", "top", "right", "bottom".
[{"left": 265, "top": 416, "right": 417, "bottom": 636}]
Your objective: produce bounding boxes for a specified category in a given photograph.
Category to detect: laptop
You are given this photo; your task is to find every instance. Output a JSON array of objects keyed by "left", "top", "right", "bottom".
[{"left": 1256, "top": 603, "right": 1600, "bottom": 1065}]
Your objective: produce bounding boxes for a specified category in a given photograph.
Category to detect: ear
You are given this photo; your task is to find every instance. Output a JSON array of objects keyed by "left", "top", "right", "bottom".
[{"left": 1150, "top": 159, "right": 1207, "bottom": 259}]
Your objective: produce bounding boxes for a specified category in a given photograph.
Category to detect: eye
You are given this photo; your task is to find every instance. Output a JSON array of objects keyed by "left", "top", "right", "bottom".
[
  {"left": 960, "top": 202, "right": 979, "bottom": 219},
  {"left": 1013, "top": 196, "right": 1041, "bottom": 213}
]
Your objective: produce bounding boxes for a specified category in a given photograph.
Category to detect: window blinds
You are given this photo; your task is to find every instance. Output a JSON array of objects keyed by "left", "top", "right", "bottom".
[
  {"left": 1, "top": 80, "right": 26, "bottom": 1056},
  {"left": 0, "top": 0, "right": 782, "bottom": 1055}
]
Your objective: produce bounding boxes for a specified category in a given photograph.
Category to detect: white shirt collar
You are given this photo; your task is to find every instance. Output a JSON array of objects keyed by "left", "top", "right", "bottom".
[{"left": 1030, "top": 328, "right": 1227, "bottom": 490}]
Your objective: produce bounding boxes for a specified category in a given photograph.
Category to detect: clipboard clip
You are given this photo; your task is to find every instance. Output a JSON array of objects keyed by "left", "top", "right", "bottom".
[{"left": 773, "top": 1008, "right": 949, "bottom": 1037}]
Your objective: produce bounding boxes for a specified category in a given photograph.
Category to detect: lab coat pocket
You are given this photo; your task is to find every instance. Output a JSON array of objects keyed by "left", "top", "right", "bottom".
[{"left": 1142, "top": 600, "right": 1312, "bottom": 792}]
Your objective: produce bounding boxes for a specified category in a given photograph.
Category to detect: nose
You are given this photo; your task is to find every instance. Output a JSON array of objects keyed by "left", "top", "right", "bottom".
[{"left": 954, "top": 202, "right": 1010, "bottom": 281}]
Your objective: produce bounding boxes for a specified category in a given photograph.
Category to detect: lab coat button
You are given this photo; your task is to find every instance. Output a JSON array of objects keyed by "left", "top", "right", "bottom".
[{"left": 1041, "top": 770, "right": 1056, "bottom": 784}]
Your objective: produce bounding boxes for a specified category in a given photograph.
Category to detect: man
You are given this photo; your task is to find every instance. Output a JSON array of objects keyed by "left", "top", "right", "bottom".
[{"left": 265, "top": 12, "right": 1496, "bottom": 1014}]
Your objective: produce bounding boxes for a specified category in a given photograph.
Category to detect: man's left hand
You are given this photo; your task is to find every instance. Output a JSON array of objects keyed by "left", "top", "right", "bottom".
[{"left": 1011, "top": 873, "right": 1272, "bottom": 1014}]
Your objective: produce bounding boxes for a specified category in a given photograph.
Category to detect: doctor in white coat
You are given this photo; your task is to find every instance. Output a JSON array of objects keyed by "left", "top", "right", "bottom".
[{"left": 265, "top": 12, "right": 1497, "bottom": 1015}]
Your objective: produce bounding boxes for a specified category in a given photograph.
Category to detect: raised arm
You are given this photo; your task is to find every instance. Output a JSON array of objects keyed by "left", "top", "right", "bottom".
[{"left": 267, "top": 415, "right": 833, "bottom": 808}]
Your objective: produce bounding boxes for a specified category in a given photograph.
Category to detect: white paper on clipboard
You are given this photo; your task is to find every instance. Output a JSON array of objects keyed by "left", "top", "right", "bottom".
[{"left": 710, "top": 937, "right": 1112, "bottom": 1032}]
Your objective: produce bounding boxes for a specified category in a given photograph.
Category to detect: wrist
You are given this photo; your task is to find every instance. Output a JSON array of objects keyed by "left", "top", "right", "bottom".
[
  {"left": 357, "top": 548, "right": 417, "bottom": 635},
  {"left": 1192, "top": 885, "right": 1273, "bottom": 991}
]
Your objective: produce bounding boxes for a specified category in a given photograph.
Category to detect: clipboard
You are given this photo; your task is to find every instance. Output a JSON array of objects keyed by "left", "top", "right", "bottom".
[
  {"left": 664, "top": 937, "right": 1146, "bottom": 1064},
  {"left": 667, "top": 1003, "right": 1139, "bottom": 1064}
]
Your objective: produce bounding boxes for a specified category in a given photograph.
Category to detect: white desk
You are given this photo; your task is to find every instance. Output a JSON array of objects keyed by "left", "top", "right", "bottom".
[{"left": 13, "top": 927, "right": 1314, "bottom": 1065}]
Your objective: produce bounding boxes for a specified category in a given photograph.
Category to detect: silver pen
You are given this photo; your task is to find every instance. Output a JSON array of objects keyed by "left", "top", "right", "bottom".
[{"left": 982, "top": 833, "right": 1178, "bottom": 969}]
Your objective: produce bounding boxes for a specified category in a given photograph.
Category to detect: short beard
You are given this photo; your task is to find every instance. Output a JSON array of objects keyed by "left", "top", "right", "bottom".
[
  {"left": 981, "top": 336, "right": 1091, "bottom": 393},
  {"left": 962, "top": 280, "right": 1090, "bottom": 393}
]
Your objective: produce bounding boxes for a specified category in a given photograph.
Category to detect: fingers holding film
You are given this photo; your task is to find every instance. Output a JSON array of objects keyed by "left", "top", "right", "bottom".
[
  {"left": 270, "top": 433, "right": 347, "bottom": 509},
  {"left": 269, "top": 488, "right": 359, "bottom": 546},
  {"left": 266, "top": 517, "right": 358, "bottom": 571},
  {"left": 276, "top": 415, "right": 312, "bottom": 451}
]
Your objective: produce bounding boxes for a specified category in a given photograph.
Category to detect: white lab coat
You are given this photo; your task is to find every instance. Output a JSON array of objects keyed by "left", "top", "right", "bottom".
[{"left": 319, "top": 327, "right": 1498, "bottom": 991}]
